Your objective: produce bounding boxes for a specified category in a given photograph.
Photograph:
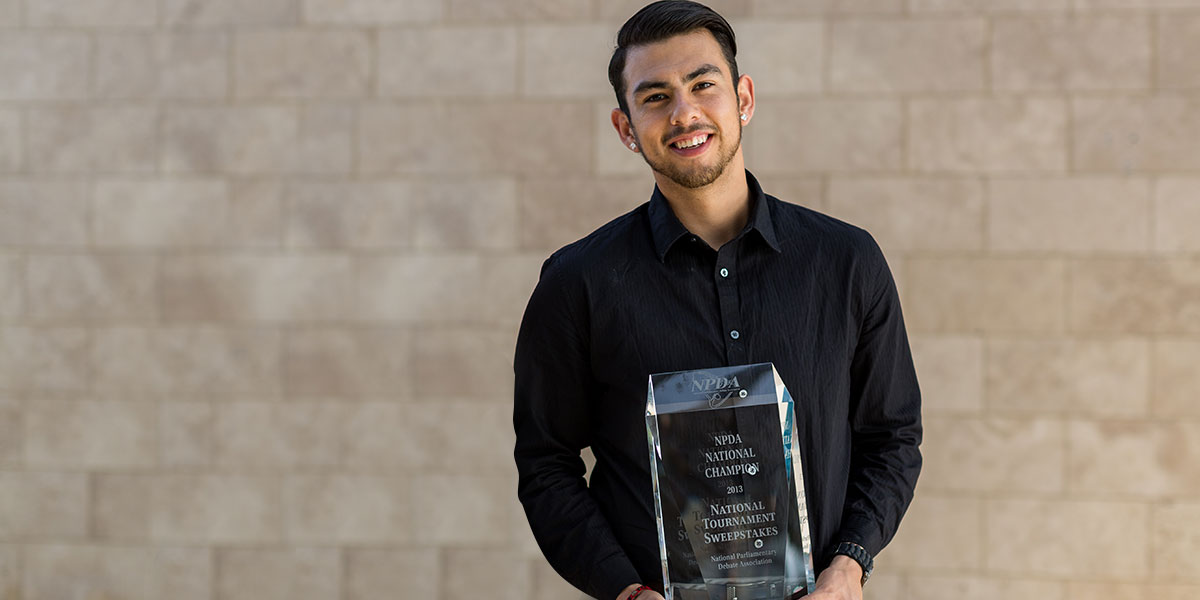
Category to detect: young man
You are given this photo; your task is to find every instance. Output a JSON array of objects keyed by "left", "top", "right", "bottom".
[{"left": 513, "top": 2, "right": 922, "bottom": 599}]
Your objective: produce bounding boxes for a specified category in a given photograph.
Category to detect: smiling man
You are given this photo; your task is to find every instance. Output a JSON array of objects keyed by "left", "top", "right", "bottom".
[{"left": 513, "top": 3, "right": 922, "bottom": 600}]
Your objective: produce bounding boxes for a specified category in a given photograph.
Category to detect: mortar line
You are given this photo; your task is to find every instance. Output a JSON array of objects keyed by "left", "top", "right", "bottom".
[{"left": 1150, "top": 9, "right": 1160, "bottom": 92}]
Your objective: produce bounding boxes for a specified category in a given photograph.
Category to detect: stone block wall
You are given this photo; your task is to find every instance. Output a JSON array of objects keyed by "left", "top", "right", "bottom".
[{"left": 1, "top": 0, "right": 1198, "bottom": 598}]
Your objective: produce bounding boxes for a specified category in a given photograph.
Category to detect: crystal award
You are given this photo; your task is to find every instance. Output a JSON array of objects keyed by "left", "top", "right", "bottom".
[{"left": 646, "top": 362, "right": 816, "bottom": 600}]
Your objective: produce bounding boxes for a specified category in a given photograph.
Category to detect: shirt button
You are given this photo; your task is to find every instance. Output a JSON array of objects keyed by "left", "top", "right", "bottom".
[
  {"left": 720, "top": 268, "right": 729, "bottom": 278},
  {"left": 730, "top": 330, "right": 740, "bottom": 340}
]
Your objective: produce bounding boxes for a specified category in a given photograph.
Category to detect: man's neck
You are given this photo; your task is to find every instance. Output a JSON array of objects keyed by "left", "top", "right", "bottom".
[{"left": 654, "top": 157, "right": 751, "bottom": 250}]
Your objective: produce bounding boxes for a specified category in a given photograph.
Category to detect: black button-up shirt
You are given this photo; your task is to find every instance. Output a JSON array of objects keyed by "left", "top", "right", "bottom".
[{"left": 514, "top": 171, "right": 922, "bottom": 600}]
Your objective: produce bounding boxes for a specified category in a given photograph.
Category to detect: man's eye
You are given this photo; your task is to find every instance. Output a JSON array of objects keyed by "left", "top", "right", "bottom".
[
  {"left": 695, "top": 82, "right": 714, "bottom": 90},
  {"left": 645, "top": 94, "right": 666, "bottom": 103}
]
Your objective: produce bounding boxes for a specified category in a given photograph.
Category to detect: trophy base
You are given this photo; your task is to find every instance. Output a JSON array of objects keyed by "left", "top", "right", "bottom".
[{"left": 670, "top": 579, "right": 806, "bottom": 600}]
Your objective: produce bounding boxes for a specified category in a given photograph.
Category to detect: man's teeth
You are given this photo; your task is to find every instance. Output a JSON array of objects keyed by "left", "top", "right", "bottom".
[{"left": 674, "top": 134, "right": 708, "bottom": 149}]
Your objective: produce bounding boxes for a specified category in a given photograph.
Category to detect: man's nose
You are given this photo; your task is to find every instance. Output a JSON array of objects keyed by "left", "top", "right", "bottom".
[{"left": 670, "top": 95, "right": 701, "bottom": 125}]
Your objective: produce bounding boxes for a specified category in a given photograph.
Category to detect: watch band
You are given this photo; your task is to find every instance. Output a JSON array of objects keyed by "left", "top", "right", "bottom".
[{"left": 833, "top": 541, "right": 873, "bottom": 586}]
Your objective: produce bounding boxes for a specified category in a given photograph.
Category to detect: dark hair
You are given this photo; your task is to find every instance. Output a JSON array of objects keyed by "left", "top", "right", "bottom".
[{"left": 608, "top": 1, "right": 739, "bottom": 117}]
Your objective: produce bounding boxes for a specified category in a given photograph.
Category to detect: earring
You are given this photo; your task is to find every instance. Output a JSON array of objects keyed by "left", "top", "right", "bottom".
[
  {"left": 630, "top": 142, "right": 637, "bottom": 151},
  {"left": 740, "top": 113, "right": 747, "bottom": 121}
]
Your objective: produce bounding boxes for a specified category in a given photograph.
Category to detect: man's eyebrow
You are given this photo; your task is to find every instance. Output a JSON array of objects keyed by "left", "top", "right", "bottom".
[{"left": 632, "top": 63, "right": 724, "bottom": 97}]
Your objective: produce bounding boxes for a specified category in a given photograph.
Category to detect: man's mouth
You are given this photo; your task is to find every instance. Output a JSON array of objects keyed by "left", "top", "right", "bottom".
[
  {"left": 672, "top": 134, "right": 709, "bottom": 149},
  {"left": 668, "top": 132, "right": 713, "bottom": 156}
]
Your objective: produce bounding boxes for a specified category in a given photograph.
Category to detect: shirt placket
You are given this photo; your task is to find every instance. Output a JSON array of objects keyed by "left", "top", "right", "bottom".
[{"left": 715, "top": 240, "right": 745, "bottom": 365}]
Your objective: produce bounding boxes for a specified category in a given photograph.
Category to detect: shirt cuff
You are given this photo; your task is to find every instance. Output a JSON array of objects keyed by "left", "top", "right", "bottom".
[
  {"left": 589, "top": 553, "right": 644, "bottom": 600},
  {"left": 835, "top": 513, "right": 884, "bottom": 558}
]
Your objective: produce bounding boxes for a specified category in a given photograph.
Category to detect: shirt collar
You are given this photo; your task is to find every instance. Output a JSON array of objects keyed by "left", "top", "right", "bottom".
[{"left": 647, "top": 170, "right": 781, "bottom": 262}]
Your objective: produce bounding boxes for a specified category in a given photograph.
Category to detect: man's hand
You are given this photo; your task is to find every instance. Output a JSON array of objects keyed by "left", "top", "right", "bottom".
[
  {"left": 615, "top": 583, "right": 665, "bottom": 600},
  {"left": 805, "top": 555, "right": 864, "bottom": 600}
]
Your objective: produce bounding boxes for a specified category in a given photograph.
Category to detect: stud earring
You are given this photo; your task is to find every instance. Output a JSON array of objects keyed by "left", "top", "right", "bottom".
[
  {"left": 630, "top": 142, "right": 637, "bottom": 151},
  {"left": 740, "top": 113, "right": 747, "bottom": 121}
]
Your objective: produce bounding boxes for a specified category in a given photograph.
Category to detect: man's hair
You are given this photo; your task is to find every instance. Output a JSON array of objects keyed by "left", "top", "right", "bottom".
[{"left": 608, "top": 1, "right": 739, "bottom": 117}]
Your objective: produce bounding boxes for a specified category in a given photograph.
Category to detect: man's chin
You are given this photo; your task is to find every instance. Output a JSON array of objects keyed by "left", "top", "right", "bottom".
[
  {"left": 657, "top": 164, "right": 727, "bottom": 189},
  {"left": 644, "top": 138, "right": 741, "bottom": 190}
]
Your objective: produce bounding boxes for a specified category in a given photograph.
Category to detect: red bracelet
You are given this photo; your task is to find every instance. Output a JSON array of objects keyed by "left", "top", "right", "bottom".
[{"left": 628, "top": 585, "right": 652, "bottom": 600}]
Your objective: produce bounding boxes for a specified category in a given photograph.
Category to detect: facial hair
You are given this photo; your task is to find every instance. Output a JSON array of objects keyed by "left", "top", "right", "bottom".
[{"left": 636, "top": 121, "right": 742, "bottom": 189}]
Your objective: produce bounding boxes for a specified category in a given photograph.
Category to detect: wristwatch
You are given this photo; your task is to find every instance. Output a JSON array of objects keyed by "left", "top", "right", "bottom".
[{"left": 833, "top": 541, "right": 873, "bottom": 586}]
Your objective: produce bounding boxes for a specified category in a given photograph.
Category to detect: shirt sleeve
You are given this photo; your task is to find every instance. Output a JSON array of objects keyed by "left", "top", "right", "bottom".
[
  {"left": 513, "top": 255, "right": 642, "bottom": 600},
  {"left": 836, "top": 238, "right": 923, "bottom": 560}
]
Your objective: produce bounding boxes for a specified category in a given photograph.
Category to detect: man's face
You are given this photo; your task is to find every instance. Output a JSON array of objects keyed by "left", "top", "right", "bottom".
[{"left": 619, "top": 30, "right": 747, "bottom": 189}]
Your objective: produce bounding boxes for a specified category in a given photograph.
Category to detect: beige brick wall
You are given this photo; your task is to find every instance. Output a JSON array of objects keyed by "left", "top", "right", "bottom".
[{"left": 0, "top": 0, "right": 1197, "bottom": 598}]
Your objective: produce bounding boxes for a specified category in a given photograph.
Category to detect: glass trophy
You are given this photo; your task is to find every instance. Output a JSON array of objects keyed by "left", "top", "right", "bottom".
[{"left": 646, "top": 362, "right": 816, "bottom": 600}]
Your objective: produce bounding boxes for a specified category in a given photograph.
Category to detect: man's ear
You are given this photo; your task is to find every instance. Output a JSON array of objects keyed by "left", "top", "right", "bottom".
[
  {"left": 611, "top": 108, "right": 640, "bottom": 152},
  {"left": 736, "top": 74, "right": 755, "bottom": 125}
]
